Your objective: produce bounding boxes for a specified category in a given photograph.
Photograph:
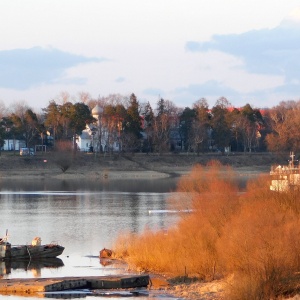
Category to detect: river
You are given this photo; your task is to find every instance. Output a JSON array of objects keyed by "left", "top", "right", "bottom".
[{"left": 0, "top": 177, "right": 181, "bottom": 299}]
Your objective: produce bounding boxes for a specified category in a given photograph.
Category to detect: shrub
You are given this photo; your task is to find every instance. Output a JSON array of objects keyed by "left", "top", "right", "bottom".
[
  {"left": 115, "top": 162, "right": 239, "bottom": 279},
  {"left": 114, "top": 161, "right": 300, "bottom": 299},
  {"left": 52, "top": 140, "right": 73, "bottom": 173},
  {"left": 220, "top": 176, "right": 300, "bottom": 299}
]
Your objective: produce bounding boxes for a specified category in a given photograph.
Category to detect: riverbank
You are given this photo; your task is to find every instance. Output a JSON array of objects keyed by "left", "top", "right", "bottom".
[{"left": 0, "top": 151, "right": 279, "bottom": 179}]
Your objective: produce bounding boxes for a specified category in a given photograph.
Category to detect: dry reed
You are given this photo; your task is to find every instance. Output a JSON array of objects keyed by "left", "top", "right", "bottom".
[{"left": 114, "top": 161, "right": 300, "bottom": 299}]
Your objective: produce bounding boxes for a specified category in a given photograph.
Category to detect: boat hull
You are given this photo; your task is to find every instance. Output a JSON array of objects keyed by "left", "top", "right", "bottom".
[{"left": 0, "top": 243, "right": 64, "bottom": 260}]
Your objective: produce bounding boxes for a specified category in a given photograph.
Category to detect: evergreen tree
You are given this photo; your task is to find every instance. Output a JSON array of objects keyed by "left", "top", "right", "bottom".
[
  {"left": 179, "top": 107, "right": 197, "bottom": 151},
  {"left": 44, "top": 101, "right": 63, "bottom": 145},
  {"left": 70, "top": 102, "right": 95, "bottom": 135},
  {"left": 10, "top": 109, "right": 40, "bottom": 148},
  {"left": 124, "top": 93, "right": 142, "bottom": 139},
  {"left": 156, "top": 98, "right": 166, "bottom": 116},
  {"left": 142, "top": 101, "right": 154, "bottom": 152},
  {"left": 210, "top": 97, "right": 232, "bottom": 151},
  {"left": 143, "top": 101, "right": 154, "bottom": 127}
]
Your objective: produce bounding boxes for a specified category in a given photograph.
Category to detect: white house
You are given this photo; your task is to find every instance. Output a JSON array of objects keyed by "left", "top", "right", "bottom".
[
  {"left": 2, "top": 139, "right": 26, "bottom": 151},
  {"left": 76, "top": 129, "right": 92, "bottom": 152}
]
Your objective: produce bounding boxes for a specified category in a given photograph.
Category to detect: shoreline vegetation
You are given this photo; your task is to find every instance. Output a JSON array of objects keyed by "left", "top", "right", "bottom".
[
  {"left": 114, "top": 163, "right": 300, "bottom": 299},
  {"left": 1, "top": 151, "right": 298, "bottom": 299}
]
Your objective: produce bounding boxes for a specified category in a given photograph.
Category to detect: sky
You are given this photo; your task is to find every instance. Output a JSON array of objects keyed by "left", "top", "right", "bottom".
[{"left": 0, "top": 0, "right": 300, "bottom": 112}]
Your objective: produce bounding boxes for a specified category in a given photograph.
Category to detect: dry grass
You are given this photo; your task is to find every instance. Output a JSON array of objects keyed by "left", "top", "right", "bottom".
[{"left": 114, "top": 161, "right": 300, "bottom": 299}]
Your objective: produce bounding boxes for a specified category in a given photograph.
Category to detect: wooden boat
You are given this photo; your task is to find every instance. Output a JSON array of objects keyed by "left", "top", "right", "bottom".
[{"left": 0, "top": 235, "right": 64, "bottom": 260}]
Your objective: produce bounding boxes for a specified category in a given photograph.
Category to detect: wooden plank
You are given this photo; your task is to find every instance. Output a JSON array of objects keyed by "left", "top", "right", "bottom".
[
  {"left": 0, "top": 275, "right": 150, "bottom": 295},
  {"left": 121, "top": 275, "right": 150, "bottom": 288},
  {"left": 0, "top": 278, "right": 87, "bottom": 294},
  {"left": 87, "top": 275, "right": 150, "bottom": 289}
]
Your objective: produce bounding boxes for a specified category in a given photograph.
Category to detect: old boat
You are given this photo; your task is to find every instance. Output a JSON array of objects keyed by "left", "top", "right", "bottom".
[
  {"left": 270, "top": 152, "right": 300, "bottom": 192},
  {"left": 0, "top": 236, "right": 64, "bottom": 260}
]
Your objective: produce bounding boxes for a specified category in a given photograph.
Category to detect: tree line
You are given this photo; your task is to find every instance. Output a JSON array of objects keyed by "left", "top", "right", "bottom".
[{"left": 0, "top": 92, "right": 299, "bottom": 154}]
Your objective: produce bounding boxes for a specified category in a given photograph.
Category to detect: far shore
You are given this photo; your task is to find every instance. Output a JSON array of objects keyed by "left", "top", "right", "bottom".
[
  {"left": 0, "top": 165, "right": 270, "bottom": 181},
  {"left": 0, "top": 151, "right": 276, "bottom": 180}
]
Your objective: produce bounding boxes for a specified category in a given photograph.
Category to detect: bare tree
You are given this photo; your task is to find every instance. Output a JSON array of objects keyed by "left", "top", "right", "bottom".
[
  {"left": 52, "top": 140, "right": 73, "bottom": 173},
  {"left": 193, "top": 98, "right": 211, "bottom": 152},
  {"left": 78, "top": 92, "right": 92, "bottom": 104},
  {"left": 153, "top": 113, "right": 171, "bottom": 154},
  {"left": 0, "top": 100, "right": 8, "bottom": 119},
  {"left": 266, "top": 101, "right": 300, "bottom": 153}
]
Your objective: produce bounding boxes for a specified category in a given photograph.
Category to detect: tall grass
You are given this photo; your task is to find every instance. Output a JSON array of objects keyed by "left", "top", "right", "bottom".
[{"left": 114, "top": 162, "right": 300, "bottom": 299}]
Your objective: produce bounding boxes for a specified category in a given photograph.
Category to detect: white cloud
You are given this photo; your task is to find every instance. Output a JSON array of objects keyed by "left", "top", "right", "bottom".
[
  {"left": 0, "top": 1, "right": 300, "bottom": 110},
  {"left": 184, "top": 20, "right": 300, "bottom": 105},
  {"left": 284, "top": 7, "right": 300, "bottom": 23}
]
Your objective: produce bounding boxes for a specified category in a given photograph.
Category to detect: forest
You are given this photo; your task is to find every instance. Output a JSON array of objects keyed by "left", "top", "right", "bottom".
[{"left": 0, "top": 91, "right": 299, "bottom": 154}]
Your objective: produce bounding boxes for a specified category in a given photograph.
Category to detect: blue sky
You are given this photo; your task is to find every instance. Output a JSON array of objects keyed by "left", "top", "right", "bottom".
[{"left": 0, "top": 0, "right": 300, "bottom": 111}]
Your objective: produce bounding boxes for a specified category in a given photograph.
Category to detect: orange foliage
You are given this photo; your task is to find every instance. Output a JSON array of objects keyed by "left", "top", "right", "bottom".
[{"left": 114, "top": 161, "right": 300, "bottom": 299}]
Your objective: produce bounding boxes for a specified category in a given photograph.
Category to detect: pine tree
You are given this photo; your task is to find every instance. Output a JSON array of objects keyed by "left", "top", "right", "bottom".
[{"left": 124, "top": 93, "right": 142, "bottom": 139}]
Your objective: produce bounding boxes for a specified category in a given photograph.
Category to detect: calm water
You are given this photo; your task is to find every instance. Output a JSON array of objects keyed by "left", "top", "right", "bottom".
[{"left": 0, "top": 177, "right": 181, "bottom": 299}]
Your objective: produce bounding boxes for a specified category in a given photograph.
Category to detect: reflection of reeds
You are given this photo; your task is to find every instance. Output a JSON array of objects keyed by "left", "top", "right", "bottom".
[{"left": 114, "top": 161, "right": 300, "bottom": 299}]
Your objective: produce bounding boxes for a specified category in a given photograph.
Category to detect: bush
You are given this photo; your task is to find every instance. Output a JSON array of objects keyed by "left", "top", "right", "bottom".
[
  {"left": 52, "top": 140, "right": 73, "bottom": 173},
  {"left": 220, "top": 177, "right": 300, "bottom": 299},
  {"left": 114, "top": 162, "right": 300, "bottom": 299},
  {"left": 114, "top": 161, "right": 239, "bottom": 279}
]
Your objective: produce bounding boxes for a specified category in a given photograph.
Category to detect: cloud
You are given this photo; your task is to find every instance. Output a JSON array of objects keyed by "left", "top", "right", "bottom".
[
  {"left": 273, "top": 82, "right": 300, "bottom": 94},
  {"left": 175, "top": 80, "right": 239, "bottom": 98},
  {"left": 143, "top": 88, "right": 164, "bottom": 96},
  {"left": 185, "top": 23, "right": 300, "bottom": 82},
  {"left": 171, "top": 80, "right": 242, "bottom": 108},
  {"left": 281, "top": 8, "right": 300, "bottom": 26},
  {"left": 0, "top": 47, "right": 106, "bottom": 89},
  {"left": 115, "top": 76, "right": 126, "bottom": 83}
]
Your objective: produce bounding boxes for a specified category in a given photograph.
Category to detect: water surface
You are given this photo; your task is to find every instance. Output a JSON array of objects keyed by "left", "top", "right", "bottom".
[{"left": 0, "top": 177, "right": 180, "bottom": 299}]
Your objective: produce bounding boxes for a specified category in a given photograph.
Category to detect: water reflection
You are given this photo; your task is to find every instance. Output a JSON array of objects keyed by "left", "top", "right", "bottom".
[
  {"left": 0, "top": 258, "right": 64, "bottom": 278},
  {"left": 0, "top": 179, "right": 179, "bottom": 264},
  {"left": 0, "top": 177, "right": 178, "bottom": 193}
]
